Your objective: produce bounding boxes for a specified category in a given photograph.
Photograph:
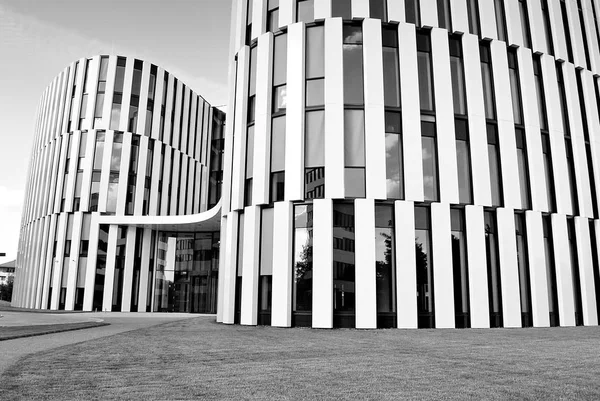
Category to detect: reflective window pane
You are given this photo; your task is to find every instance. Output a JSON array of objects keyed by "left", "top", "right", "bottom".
[
  {"left": 333, "top": 203, "right": 355, "bottom": 317},
  {"left": 306, "top": 26, "right": 325, "bottom": 79},
  {"left": 344, "top": 109, "right": 365, "bottom": 167},
  {"left": 297, "top": 0, "right": 314, "bottom": 23},
  {"left": 332, "top": 0, "right": 352, "bottom": 19},
  {"left": 273, "top": 85, "right": 287, "bottom": 113},
  {"left": 370, "top": 0, "right": 387, "bottom": 21},
  {"left": 422, "top": 134, "right": 438, "bottom": 201},
  {"left": 375, "top": 204, "right": 395, "bottom": 315},
  {"left": 383, "top": 46, "right": 400, "bottom": 107},
  {"left": 305, "top": 110, "right": 325, "bottom": 167},
  {"left": 273, "top": 34, "right": 288, "bottom": 86},
  {"left": 385, "top": 133, "right": 403, "bottom": 199},
  {"left": 345, "top": 167, "right": 365, "bottom": 198},
  {"left": 294, "top": 205, "right": 313, "bottom": 312},
  {"left": 417, "top": 51, "right": 434, "bottom": 111},
  {"left": 306, "top": 79, "right": 324, "bottom": 107}
]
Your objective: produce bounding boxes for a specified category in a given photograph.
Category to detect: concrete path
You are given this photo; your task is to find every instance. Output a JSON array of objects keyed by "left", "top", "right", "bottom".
[
  {"left": 0, "top": 312, "right": 202, "bottom": 376},
  {"left": 0, "top": 311, "right": 103, "bottom": 326}
]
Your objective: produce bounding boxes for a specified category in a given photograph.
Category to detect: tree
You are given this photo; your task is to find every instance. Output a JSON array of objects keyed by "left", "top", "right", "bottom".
[{"left": 0, "top": 277, "right": 13, "bottom": 302}]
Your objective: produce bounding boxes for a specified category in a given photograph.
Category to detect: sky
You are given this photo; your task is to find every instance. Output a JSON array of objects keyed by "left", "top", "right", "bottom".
[{"left": 0, "top": 0, "right": 233, "bottom": 264}]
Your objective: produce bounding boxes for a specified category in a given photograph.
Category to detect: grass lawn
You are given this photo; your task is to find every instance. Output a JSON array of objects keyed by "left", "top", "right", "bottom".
[{"left": 2, "top": 317, "right": 600, "bottom": 399}]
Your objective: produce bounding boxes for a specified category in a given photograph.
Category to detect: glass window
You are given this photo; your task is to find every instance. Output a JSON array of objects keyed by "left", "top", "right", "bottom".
[
  {"left": 305, "top": 110, "right": 325, "bottom": 168},
  {"left": 449, "top": 37, "right": 466, "bottom": 115},
  {"left": 542, "top": 133, "right": 556, "bottom": 212},
  {"left": 437, "top": 0, "right": 451, "bottom": 30},
  {"left": 519, "top": 0, "right": 532, "bottom": 48},
  {"left": 106, "top": 172, "right": 119, "bottom": 213},
  {"left": 494, "top": 0, "right": 507, "bottom": 41},
  {"left": 370, "top": 0, "right": 387, "bottom": 21},
  {"left": 294, "top": 205, "right": 313, "bottom": 313},
  {"left": 343, "top": 25, "right": 364, "bottom": 105},
  {"left": 306, "top": 79, "right": 324, "bottom": 107},
  {"left": 332, "top": 0, "right": 352, "bottom": 19},
  {"left": 405, "top": 0, "right": 420, "bottom": 25},
  {"left": 273, "top": 34, "right": 288, "bottom": 87},
  {"left": 249, "top": 46, "right": 258, "bottom": 97},
  {"left": 508, "top": 50, "right": 523, "bottom": 126},
  {"left": 382, "top": 27, "right": 400, "bottom": 108},
  {"left": 297, "top": 0, "right": 314, "bottom": 23},
  {"left": 533, "top": 57, "right": 548, "bottom": 131},
  {"left": 132, "top": 66, "right": 142, "bottom": 96},
  {"left": 417, "top": 33, "right": 434, "bottom": 112},
  {"left": 480, "top": 44, "right": 496, "bottom": 120},
  {"left": 385, "top": 133, "right": 403, "bottom": 199},
  {"left": 515, "top": 213, "right": 532, "bottom": 327},
  {"left": 516, "top": 128, "right": 531, "bottom": 209},
  {"left": 375, "top": 204, "right": 395, "bottom": 319},
  {"left": 565, "top": 137, "right": 579, "bottom": 215},
  {"left": 305, "top": 167, "right": 325, "bottom": 199},
  {"left": 455, "top": 120, "right": 472, "bottom": 204},
  {"left": 268, "top": 0, "right": 279, "bottom": 31},
  {"left": 271, "top": 115, "right": 286, "bottom": 172},
  {"left": 543, "top": 215, "right": 559, "bottom": 326},
  {"left": 422, "top": 121, "right": 439, "bottom": 202},
  {"left": 90, "top": 171, "right": 101, "bottom": 212},
  {"left": 246, "top": 126, "right": 255, "bottom": 180},
  {"left": 485, "top": 211, "right": 503, "bottom": 327},
  {"left": 345, "top": 167, "right": 366, "bottom": 198},
  {"left": 333, "top": 203, "right": 355, "bottom": 323},
  {"left": 487, "top": 125, "right": 503, "bottom": 207},
  {"left": 541, "top": 0, "right": 554, "bottom": 55},
  {"left": 306, "top": 26, "right": 325, "bottom": 79},
  {"left": 110, "top": 134, "right": 123, "bottom": 171},
  {"left": 466, "top": 0, "right": 480, "bottom": 35},
  {"left": 344, "top": 109, "right": 365, "bottom": 167},
  {"left": 567, "top": 218, "right": 584, "bottom": 325},
  {"left": 415, "top": 206, "right": 433, "bottom": 328},
  {"left": 451, "top": 208, "right": 470, "bottom": 328},
  {"left": 273, "top": 85, "right": 287, "bottom": 113}
]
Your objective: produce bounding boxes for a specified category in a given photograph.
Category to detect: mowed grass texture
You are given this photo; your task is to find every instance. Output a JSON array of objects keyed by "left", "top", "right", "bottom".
[{"left": 2, "top": 317, "right": 600, "bottom": 400}]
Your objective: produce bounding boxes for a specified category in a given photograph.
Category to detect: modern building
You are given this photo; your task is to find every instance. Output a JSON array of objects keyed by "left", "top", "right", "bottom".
[{"left": 12, "top": 0, "right": 600, "bottom": 330}]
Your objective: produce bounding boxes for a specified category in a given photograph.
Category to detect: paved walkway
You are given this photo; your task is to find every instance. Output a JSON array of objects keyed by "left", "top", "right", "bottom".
[
  {"left": 0, "top": 312, "right": 202, "bottom": 376},
  {"left": 0, "top": 311, "right": 102, "bottom": 326}
]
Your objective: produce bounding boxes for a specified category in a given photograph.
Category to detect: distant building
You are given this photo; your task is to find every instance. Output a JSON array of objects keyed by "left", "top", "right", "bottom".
[{"left": 0, "top": 260, "right": 15, "bottom": 285}]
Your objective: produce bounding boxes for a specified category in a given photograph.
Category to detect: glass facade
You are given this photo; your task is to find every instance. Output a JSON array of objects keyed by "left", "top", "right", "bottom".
[
  {"left": 451, "top": 208, "right": 470, "bottom": 328},
  {"left": 333, "top": 203, "right": 355, "bottom": 328},
  {"left": 415, "top": 206, "right": 434, "bottom": 328},
  {"left": 485, "top": 211, "right": 503, "bottom": 327},
  {"left": 293, "top": 204, "right": 313, "bottom": 327},
  {"left": 375, "top": 204, "right": 395, "bottom": 328}
]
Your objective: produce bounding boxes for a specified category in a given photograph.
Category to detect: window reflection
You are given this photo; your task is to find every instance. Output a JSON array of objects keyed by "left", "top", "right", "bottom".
[
  {"left": 293, "top": 205, "right": 313, "bottom": 327},
  {"left": 369, "top": 0, "right": 387, "bottom": 21},
  {"left": 385, "top": 111, "right": 403, "bottom": 199},
  {"left": 267, "top": 0, "right": 279, "bottom": 31},
  {"left": 333, "top": 203, "right": 355, "bottom": 327},
  {"left": 375, "top": 204, "right": 395, "bottom": 328},
  {"left": 417, "top": 32, "right": 434, "bottom": 112},
  {"left": 343, "top": 25, "right": 364, "bottom": 105},
  {"left": 405, "top": 0, "right": 420, "bottom": 25},
  {"left": 332, "top": 0, "right": 352, "bottom": 19},
  {"left": 485, "top": 211, "right": 503, "bottom": 327},
  {"left": 270, "top": 116, "right": 286, "bottom": 202},
  {"left": 542, "top": 215, "right": 559, "bottom": 326},
  {"left": 451, "top": 208, "right": 470, "bottom": 328},
  {"left": 421, "top": 120, "right": 439, "bottom": 202},
  {"left": 297, "top": 0, "right": 314, "bottom": 23},
  {"left": 415, "top": 206, "right": 433, "bottom": 328},
  {"left": 382, "top": 27, "right": 400, "bottom": 108},
  {"left": 515, "top": 213, "right": 532, "bottom": 327}
]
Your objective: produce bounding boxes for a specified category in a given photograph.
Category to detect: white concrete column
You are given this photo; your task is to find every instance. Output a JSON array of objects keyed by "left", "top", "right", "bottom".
[
  {"left": 465, "top": 205, "right": 490, "bottom": 328},
  {"left": 286, "top": 23, "right": 306, "bottom": 201},
  {"left": 324, "top": 18, "right": 345, "bottom": 199},
  {"left": 387, "top": 0, "right": 405, "bottom": 23},
  {"left": 271, "top": 201, "right": 293, "bottom": 327},
  {"left": 231, "top": 47, "right": 250, "bottom": 211},
  {"left": 453, "top": 0, "right": 470, "bottom": 33},
  {"left": 82, "top": 215, "right": 98, "bottom": 311},
  {"left": 363, "top": 19, "right": 387, "bottom": 200},
  {"left": 547, "top": 0, "right": 568, "bottom": 62},
  {"left": 312, "top": 198, "right": 333, "bottom": 328},
  {"left": 253, "top": 33, "right": 274, "bottom": 205},
  {"left": 399, "top": 23, "right": 424, "bottom": 202},
  {"left": 491, "top": 41, "right": 521, "bottom": 210},
  {"left": 565, "top": 0, "right": 586, "bottom": 69},
  {"left": 525, "top": 211, "right": 551, "bottom": 327},
  {"left": 251, "top": 0, "right": 266, "bottom": 39},
  {"left": 478, "top": 0, "right": 498, "bottom": 40},
  {"left": 463, "top": 34, "right": 491, "bottom": 207},
  {"left": 102, "top": 225, "right": 119, "bottom": 312},
  {"left": 518, "top": 47, "right": 547, "bottom": 213},
  {"left": 574, "top": 217, "right": 599, "bottom": 325},
  {"left": 355, "top": 199, "right": 377, "bottom": 329},
  {"left": 222, "top": 212, "right": 240, "bottom": 324},
  {"left": 279, "top": 0, "right": 294, "bottom": 27},
  {"left": 496, "top": 207, "right": 522, "bottom": 327},
  {"left": 420, "top": 0, "right": 439, "bottom": 28},
  {"left": 241, "top": 206, "right": 261, "bottom": 325},
  {"left": 504, "top": 0, "right": 524, "bottom": 47},
  {"left": 552, "top": 214, "right": 576, "bottom": 326},
  {"left": 431, "top": 202, "right": 455, "bottom": 328},
  {"left": 432, "top": 28, "right": 459, "bottom": 204},
  {"left": 137, "top": 228, "right": 152, "bottom": 312},
  {"left": 314, "top": 0, "right": 331, "bottom": 20},
  {"left": 120, "top": 227, "right": 137, "bottom": 312},
  {"left": 583, "top": 0, "right": 600, "bottom": 75},
  {"left": 528, "top": 0, "right": 547, "bottom": 54}
]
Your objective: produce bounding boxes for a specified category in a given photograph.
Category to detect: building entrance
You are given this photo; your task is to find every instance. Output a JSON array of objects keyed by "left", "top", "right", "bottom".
[{"left": 153, "top": 231, "right": 219, "bottom": 313}]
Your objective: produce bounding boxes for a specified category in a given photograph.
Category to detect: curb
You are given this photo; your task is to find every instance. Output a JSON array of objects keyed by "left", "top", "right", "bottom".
[{"left": 0, "top": 322, "right": 110, "bottom": 341}]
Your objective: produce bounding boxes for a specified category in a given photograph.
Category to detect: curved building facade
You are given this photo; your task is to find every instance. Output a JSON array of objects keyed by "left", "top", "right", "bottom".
[
  {"left": 12, "top": 0, "right": 600, "bottom": 330},
  {"left": 217, "top": 0, "right": 600, "bottom": 329},
  {"left": 13, "top": 55, "right": 225, "bottom": 313}
]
